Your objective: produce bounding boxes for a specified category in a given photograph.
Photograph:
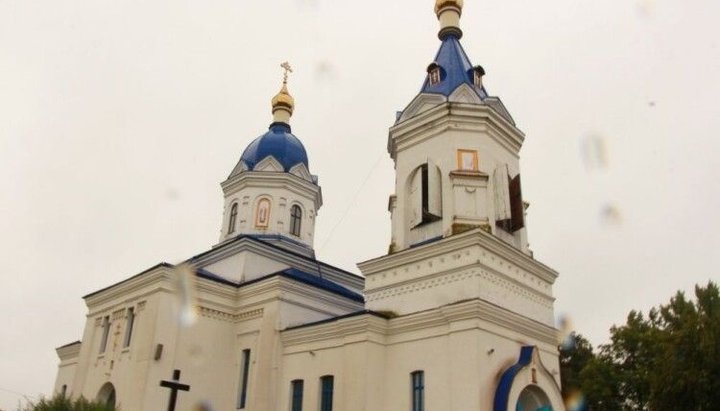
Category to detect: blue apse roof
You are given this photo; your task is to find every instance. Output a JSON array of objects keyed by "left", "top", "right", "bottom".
[
  {"left": 420, "top": 34, "right": 488, "bottom": 99},
  {"left": 493, "top": 346, "right": 534, "bottom": 411},
  {"left": 240, "top": 122, "right": 309, "bottom": 172}
]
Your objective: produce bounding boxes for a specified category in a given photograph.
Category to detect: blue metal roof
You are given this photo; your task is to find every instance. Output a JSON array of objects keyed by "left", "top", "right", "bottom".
[
  {"left": 239, "top": 122, "right": 309, "bottom": 172},
  {"left": 281, "top": 268, "right": 364, "bottom": 303},
  {"left": 420, "top": 34, "right": 488, "bottom": 99},
  {"left": 197, "top": 266, "right": 363, "bottom": 303}
]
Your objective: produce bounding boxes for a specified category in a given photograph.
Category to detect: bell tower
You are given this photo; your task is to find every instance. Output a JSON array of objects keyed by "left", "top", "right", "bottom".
[
  {"left": 359, "top": 1, "right": 557, "bottom": 327},
  {"left": 387, "top": 0, "right": 529, "bottom": 256}
]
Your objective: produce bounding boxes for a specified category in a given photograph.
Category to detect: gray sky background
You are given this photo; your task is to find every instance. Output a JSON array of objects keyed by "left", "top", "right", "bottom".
[{"left": 1, "top": 0, "right": 719, "bottom": 408}]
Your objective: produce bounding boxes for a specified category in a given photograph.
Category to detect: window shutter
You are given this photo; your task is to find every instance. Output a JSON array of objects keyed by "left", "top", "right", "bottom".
[
  {"left": 427, "top": 161, "right": 442, "bottom": 217},
  {"left": 493, "top": 165, "right": 511, "bottom": 222},
  {"left": 509, "top": 174, "right": 525, "bottom": 232},
  {"left": 409, "top": 168, "right": 422, "bottom": 227}
]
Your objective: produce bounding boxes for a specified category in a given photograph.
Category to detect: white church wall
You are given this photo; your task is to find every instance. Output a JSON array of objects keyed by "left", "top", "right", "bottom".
[
  {"left": 202, "top": 250, "right": 289, "bottom": 283},
  {"left": 279, "top": 301, "right": 561, "bottom": 411},
  {"left": 54, "top": 343, "right": 80, "bottom": 397},
  {"left": 280, "top": 315, "right": 388, "bottom": 411}
]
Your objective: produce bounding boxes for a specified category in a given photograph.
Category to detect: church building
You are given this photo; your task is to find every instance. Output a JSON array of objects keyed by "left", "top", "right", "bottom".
[{"left": 54, "top": 1, "right": 565, "bottom": 410}]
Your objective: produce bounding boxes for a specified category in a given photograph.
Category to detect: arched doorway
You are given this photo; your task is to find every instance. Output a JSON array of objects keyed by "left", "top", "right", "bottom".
[
  {"left": 516, "top": 385, "right": 552, "bottom": 411},
  {"left": 97, "top": 382, "right": 116, "bottom": 407}
]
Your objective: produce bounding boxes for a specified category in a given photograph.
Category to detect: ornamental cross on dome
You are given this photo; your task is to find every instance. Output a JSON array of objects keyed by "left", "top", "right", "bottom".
[{"left": 281, "top": 61, "right": 293, "bottom": 85}]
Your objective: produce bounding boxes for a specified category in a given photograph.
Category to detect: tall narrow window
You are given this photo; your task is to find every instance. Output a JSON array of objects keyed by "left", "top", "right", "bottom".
[
  {"left": 228, "top": 203, "right": 239, "bottom": 234},
  {"left": 409, "top": 163, "right": 442, "bottom": 228},
  {"left": 237, "top": 349, "right": 251, "bottom": 409},
  {"left": 320, "top": 375, "right": 334, "bottom": 411},
  {"left": 123, "top": 307, "right": 135, "bottom": 348},
  {"left": 99, "top": 316, "right": 110, "bottom": 354},
  {"left": 411, "top": 371, "right": 424, "bottom": 411},
  {"left": 289, "top": 205, "right": 302, "bottom": 237},
  {"left": 290, "top": 379, "right": 304, "bottom": 411}
]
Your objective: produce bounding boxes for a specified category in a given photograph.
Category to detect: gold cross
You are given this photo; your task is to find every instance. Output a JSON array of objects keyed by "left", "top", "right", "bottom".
[{"left": 281, "top": 61, "right": 293, "bottom": 85}]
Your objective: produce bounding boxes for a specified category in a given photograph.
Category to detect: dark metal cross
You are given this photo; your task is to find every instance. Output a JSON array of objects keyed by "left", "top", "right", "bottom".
[{"left": 160, "top": 369, "right": 190, "bottom": 411}]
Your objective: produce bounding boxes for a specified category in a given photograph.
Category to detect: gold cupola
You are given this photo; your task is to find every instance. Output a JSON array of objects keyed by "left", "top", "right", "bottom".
[
  {"left": 434, "top": 0, "right": 463, "bottom": 39},
  {"left": 271, "top": 62, "right": 295, "bottom": 124}
]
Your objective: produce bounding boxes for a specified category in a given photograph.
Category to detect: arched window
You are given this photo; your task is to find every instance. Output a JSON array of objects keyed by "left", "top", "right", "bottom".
[
  {"left": 228, "top": 203, "right": 238, "bottom": 234},
  {"left": 290, "top": 205, "right": 302, "bottom": 237},
  {"left": 427, "top": 62, "right": 442, "bottom": 85},
  {"left": 516, "top": 385, "right": 552, "bottom": 411},
  {"left": 97, "top": 382, "right": 116, "bottom": 407},
  {"left": 408, "top": 162, "right": 442, "bottom": 227},
  {"left": 472, "top": 65, "right": 485, "bottom": 87}
]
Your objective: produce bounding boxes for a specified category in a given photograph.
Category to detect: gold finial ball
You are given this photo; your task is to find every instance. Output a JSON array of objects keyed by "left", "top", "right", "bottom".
[
  {"left": 271, "top": 84, "right": 295, "bottom": 115},
  {"left": 435, "top": 0, "right": 463, "bottom": 15},
  {"left": 271, "top": 62, "right": 295, "bottom": 115}
]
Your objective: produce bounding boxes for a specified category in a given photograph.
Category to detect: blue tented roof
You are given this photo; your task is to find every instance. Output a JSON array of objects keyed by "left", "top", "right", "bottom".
[{"left": 420, "top": 34, "right": 488, "bottom": 99}]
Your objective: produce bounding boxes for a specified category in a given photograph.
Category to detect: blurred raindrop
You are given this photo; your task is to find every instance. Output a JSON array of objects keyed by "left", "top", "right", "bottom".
[
  {"left": 296, "top": 0, "right": 319, "bottom": 11},
  {"left": 565, "top": 389, "right": 588, "bottom": 411},
  {"left": 557, "top": 314, "right": 575, "bottom": 350},
  {"left": 315, "top": 60, "right": 336, "bottom": 82},
  {"left": 173, "top": 263, "right": 198, "bottom": 327},
  {"left": 636, "top": 0, "right": 656, "bottom": 18},
  {"left": 599, "top": 204, "right": 623, "bottom": 226},
  {"left": 188, "top": 344, "right": 205, "bottom": 366},
  {"left": 165, "top": 187, "right": 180, "bottom": 200},
  {"left": 579, "top": 134, "right": 608, "bottom": 172},
  {"left": 193, "top": 400, "right": 215, "bottom": 411}
]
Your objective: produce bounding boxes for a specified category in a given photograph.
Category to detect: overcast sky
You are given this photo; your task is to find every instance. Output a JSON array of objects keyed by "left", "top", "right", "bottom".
[{"left": 1, "top": 0, "right": 719, "bottom": 408}]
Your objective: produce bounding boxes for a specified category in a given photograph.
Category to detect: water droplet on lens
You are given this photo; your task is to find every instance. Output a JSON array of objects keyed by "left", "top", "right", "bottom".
[
  {"left": 580, "top": 134, "right": 608, "bottom": 172},
  {"left": 599, "top": 204, "right": 623, "bottom": 226},
  {"left": 193, "top": 400, "right": 215, "bottom": 411},
  {"left": 173, "top": 264, "right": 198, "bottom": 327},
  {"left": 557, "top": 314, "right": 575, "bottom": 349},
  {"left": 565, "top": 389, "right": 588, "bottom": 411}
]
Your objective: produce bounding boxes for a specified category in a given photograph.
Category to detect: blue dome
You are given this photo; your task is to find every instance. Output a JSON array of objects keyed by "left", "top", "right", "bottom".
[{"left": 239, "top": 123, "right": 309, "bottom": 172}]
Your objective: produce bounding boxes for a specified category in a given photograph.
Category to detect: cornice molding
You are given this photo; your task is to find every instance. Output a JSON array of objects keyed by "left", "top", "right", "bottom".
[
  {"left": 56, "top": 342, "right": 82, "bottom": 361},
  {"left": 282, "top": 314, "right": 389, "bottom": 347},
  {"left": 388, "top": 103, "right": 525, "bottom": 159},
  {"left": 198, "top": 306, "right": 264, "bottom": 323},
  {"left": 221, "top": 170, "right": 321, "bottom": 205},
  {"left": 281, "top": 299, "right": 558, "bottom": 349},
  {"left": 358, "top": 228, "right": 557, "bottom": 284},
  {"left": 84, "top": 267, "right": 175, "bottom": 311}
]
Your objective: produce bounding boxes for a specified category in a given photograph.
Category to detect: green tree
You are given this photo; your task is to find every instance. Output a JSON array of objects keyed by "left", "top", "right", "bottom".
[
  {"left": 569, "top": 281, "right": 720, "bottom": 411},
  {"left": 559, "top": 333, "right": 595, "bottom": 398},
  {"left": 600, "top": 310, "right": 659, "bottom": 410},
  {"left": 19, "top": 394, "right": 116, "bottom": 411},
  {"left": 649, "top": 282, "right": 720, "bottom": 410},
  {"left": 578, "top": 355, "right": 622, "bottom": 411}
]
